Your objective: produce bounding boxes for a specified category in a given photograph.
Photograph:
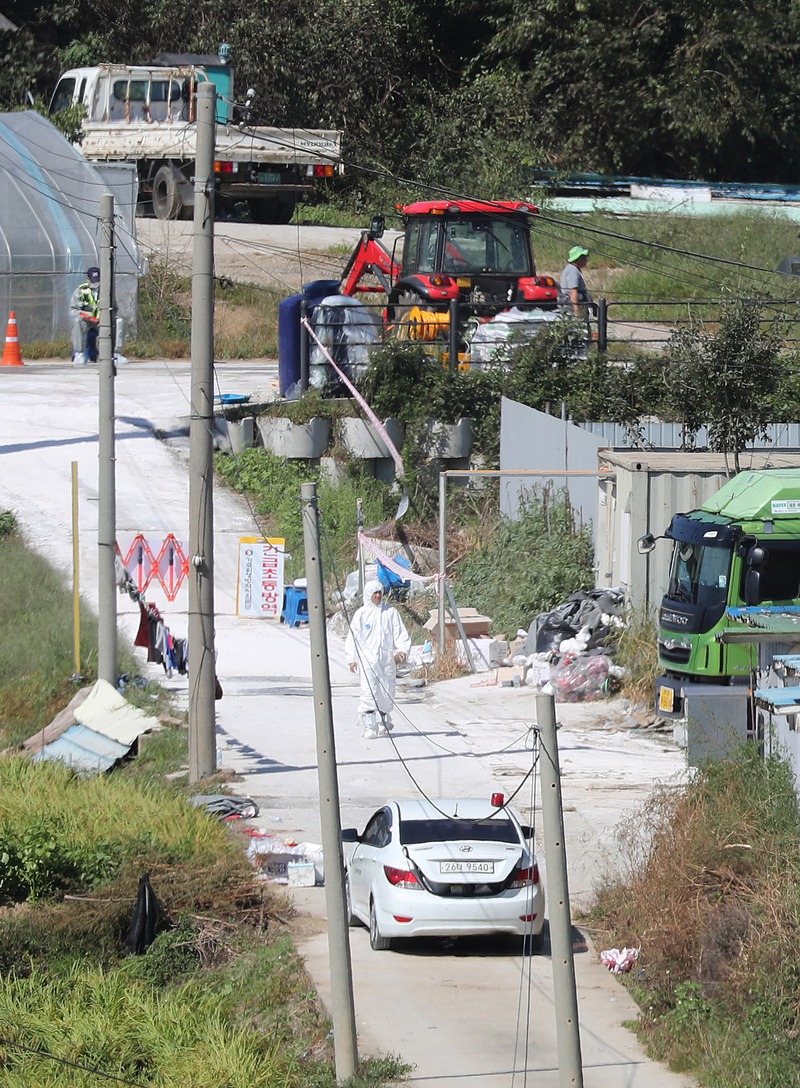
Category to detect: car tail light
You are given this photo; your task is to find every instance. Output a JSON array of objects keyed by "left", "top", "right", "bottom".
[
  {"left": 383, "top": 865, "right": 421, "bottom": 889},
  {"left": 393, "top": 916, "right": 413, "bottom": 923},
  {"left": 214, "top": 160, "right": 234, "bottom": 174},
  {"left": 535, "top": 275, "right": 556, "bottom": 287},
  {"left": 312, "top": 164, "right": 334, "bottom": 177},
  {"left": 510, "top": 863, "right": 540, "bottom": 888},
  {"left": 519, "top": 913, "right": 539, "bottom": 922}
]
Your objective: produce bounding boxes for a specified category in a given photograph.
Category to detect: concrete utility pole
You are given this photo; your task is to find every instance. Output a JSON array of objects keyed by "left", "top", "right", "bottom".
[
  {"left": 301, "top": 481, "right": 359, "bottom": 1082},
  {"left": 536, "top": 691, "right": 585, "bottom": 1087},
  {"left": 97, "top": 192, "right": 117, "bottom": 685},
  {"left": 188, "top": 80, "right": 217, "bottom": 782}
]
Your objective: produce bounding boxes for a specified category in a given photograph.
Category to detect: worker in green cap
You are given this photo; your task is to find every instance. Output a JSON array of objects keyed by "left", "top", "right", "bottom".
[{"left": 558, "top": 245, "right": 593, "bottom": 322}]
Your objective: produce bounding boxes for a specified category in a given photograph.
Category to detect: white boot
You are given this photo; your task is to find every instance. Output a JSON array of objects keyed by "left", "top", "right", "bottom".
[{"left": 73, "top": 352, "right": 87, "bottom": 367}]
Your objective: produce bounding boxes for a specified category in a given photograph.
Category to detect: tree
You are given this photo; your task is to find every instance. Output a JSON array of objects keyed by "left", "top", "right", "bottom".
[{"left": 664, "top": 300, "right": 782, "bottom": 472}]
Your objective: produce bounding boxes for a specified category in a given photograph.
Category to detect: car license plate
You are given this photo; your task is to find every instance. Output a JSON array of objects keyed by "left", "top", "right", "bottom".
[
  {"left": 658, "top": 685, "right": 675, "bottom": 713},
  {"left": 257, "top": 171, "right": 282, "bottom": 185},
  {"left": 439, "top": 861, "right": 494, "bottom": 874},
  {"left": 456, "top": 277, "right": 472, "bottom": 288}
]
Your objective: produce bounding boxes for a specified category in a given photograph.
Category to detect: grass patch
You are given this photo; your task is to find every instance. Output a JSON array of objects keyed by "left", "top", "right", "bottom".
[
  {"left": 588, "top": 747, "right": 800, "bottom": 1087},
  {"left": 214, "top": 447, "right": 396, "bottom": 584},
  {"left": 454, "top": 487, "right": 595, "bottom": 638},
  {"left": 0, "top": 526, "right": 98, "bottom": 748},
  {"left": 124, "top": 259, "right": 283, "bottom": 360},
  {"left": 614, "top": 611, "right": 659, "bottom": 705}
]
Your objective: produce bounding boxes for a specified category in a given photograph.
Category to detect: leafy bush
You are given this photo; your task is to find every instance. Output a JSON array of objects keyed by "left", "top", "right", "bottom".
[{"left": 454, "top": 486, "right": 594, "bottom": 637}]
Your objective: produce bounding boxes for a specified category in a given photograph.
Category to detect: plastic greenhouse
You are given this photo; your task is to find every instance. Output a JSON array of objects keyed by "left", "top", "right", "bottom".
[{"left": 0, "top": 110, "right": 140, "bottom": 346}]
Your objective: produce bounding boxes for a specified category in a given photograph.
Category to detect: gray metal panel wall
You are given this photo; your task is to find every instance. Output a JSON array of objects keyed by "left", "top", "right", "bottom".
[
  {"left": 499, "top": 398, "right": 603, "bottom": 527},
  {"left": 581, "top": 420, "right": 800, "bottom": 450}
]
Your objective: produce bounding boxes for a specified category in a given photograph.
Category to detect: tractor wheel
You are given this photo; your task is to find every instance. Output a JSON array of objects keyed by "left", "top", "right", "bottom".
[
  {"left": 389, "top": 289, "right": 424, "bottom": 339},
  {"left": 152, "top": 165, "right": 183, "bottom": 221}
]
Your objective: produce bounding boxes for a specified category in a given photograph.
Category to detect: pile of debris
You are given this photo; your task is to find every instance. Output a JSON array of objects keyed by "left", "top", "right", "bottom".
[{"left": 520, "top": 588, "right": 627, "bottom": 702}]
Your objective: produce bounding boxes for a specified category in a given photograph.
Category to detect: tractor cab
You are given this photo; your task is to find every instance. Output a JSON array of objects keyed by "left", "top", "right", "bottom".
[{"left": 390, "top": 200, "right": 557, "bottom": 318}]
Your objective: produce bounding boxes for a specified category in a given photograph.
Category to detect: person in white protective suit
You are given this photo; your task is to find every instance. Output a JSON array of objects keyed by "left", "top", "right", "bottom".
[{"left": 344, "top": 578, "right": 412, "bottom": 738}]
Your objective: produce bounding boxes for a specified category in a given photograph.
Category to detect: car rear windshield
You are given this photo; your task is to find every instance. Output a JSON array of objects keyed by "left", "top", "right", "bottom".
[{"left": 400, "top": 818, "right": 518, "bottom": 845}]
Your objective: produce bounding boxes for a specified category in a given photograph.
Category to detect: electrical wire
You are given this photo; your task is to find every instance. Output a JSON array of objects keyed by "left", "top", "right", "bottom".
[
  {"left": 0, "top": 1036, "right": 156, "bottom": 1088},
  {"left": 316, "top": 496, "right": 541, "bottom": 822}
]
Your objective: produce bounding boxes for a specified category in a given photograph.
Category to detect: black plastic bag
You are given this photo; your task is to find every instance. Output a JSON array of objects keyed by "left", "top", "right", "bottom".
[{"left": 124, "top": 873, "right": 160, "bottom": 956}]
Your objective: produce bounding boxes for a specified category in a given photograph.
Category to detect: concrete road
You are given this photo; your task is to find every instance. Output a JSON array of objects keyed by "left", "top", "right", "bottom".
[{"left": 0, "top": 359, "right": 695, "bottom": 1087}]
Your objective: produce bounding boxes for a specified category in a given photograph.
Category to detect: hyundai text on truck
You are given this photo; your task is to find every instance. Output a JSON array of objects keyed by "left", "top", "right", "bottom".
[
  {"left": 639, "top": 469, "right": 800, "bottom": 719},
  {"left": 50, "top": 47, "right": 343, "bottom": 222}
]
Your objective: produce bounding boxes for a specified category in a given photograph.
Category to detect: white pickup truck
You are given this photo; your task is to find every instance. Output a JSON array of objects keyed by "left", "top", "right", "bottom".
[{"left": 50, "top": 49, "right": 343, "bottom": 222}]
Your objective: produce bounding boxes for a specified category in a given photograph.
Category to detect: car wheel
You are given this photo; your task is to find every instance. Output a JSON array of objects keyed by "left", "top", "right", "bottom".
[
  {"left": 345, "top": 873, "right": 361, "bottom": 928},
  {"left": 522, "top": 927, "right": 545, "bottom": 955},
  {"left": 369, "top": 899, "right": 392, "bottom": 951}
]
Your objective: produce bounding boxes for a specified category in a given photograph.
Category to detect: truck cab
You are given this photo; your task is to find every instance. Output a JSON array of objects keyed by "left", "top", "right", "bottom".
[
  {"left": 50, "top": 63, "right": 219, "bottom": 126},
  {"left": 645, "top": 469, "right": 800, "bottom": 717}
]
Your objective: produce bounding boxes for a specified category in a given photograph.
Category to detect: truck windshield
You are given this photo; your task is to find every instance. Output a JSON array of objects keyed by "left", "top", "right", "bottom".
[
  {"left": 50, "top": 78, "right": 75, "bottom": 114},
  {"left": 667, "top": 541, "right": 732, "bottom": 606}
]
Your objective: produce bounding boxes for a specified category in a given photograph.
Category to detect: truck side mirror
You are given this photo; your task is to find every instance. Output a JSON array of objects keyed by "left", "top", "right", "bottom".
[
  {"left": 369, "top": 214, "right": 385, "bottom": 239},
  {"left": 637, "top": 532, "right": 657, "bottom": 555},
  {"left": 748, "top": 545, "right": 767, "bottom": 567},
  {"left": 745, "top": 568, "right": 762, "bottom": 606}
]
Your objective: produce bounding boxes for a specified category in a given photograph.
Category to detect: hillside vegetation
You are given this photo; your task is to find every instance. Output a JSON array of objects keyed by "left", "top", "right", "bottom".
[{"left": 4, "top": 0, "right": 800, "bottom": 198}]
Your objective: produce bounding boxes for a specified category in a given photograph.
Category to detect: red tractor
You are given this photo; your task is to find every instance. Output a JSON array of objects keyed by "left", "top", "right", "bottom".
[{"left": 339, "top": 199, "right": 559, "bottom": 343}]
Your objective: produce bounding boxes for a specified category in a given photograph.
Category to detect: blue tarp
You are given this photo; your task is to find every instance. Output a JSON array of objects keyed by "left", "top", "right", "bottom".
[{"left": 33, "top": 724, "right": 131, "bottom": 774}]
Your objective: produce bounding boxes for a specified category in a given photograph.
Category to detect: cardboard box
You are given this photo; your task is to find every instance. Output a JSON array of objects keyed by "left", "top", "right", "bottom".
[
  {"left": 423, "top": 607, "right": 491, "bottom": 640},
  {"left": 496, "top": 665, "right": 524, "bottom": 687},
  {"left": 457, "top": 638, "right": 509, "bottom": 671}
]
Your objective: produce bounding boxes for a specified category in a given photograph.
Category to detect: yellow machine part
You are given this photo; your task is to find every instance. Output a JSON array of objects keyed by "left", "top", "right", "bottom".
[{"left": 396, "top": 305, "right": 450, "bottom": 341}]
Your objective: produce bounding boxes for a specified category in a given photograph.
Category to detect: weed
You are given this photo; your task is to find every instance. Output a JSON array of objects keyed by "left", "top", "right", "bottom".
[
  {"left": 214, "top": 447, "right": 395, "bottom": 583},
  {"left": 455, "top": 486, "right": 594, "bottom": 637},
  {"left": 589, "top": 746, "right": 800, "bottom": 1087},
  {"left": 614, "top": 610, "right": 659, "bottom": 704}
]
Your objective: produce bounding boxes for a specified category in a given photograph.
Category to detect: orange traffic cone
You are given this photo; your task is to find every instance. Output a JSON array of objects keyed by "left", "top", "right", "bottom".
[{"left": 0, "top": 312, "right": 24, "bottom": 367}]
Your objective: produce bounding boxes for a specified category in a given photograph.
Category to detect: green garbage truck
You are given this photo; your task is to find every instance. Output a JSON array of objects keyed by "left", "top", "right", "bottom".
[{"left": 638, "top": 469, "right": 800, "bottom": 719}]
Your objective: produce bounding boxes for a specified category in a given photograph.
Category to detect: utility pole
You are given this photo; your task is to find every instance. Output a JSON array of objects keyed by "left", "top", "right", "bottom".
[
  {"left": 301, "top": 481, "right": 359, "bottom": 1082},
  {"left": 356, "top": 498, "right": 364, "bottom": 598},
  {"left": 188, "top": 80, "right": 217, "bottom": 782},
  {"left": 437, "top": 470, "right": 447, "bottom": 655},
  {"left": 536, "top": 691, "right": 584, "bottom": 1088},
  {"left": 97, "top": 192, "right": 117, "bottom": 685}
]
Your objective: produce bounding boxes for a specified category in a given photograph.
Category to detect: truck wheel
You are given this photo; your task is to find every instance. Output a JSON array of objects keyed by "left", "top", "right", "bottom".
[
  {"left": 249, "top": 198, "right": 295, "bottom": 225},
  {"left": 152, "top": 166, "right": 183, "bottom": 221}
]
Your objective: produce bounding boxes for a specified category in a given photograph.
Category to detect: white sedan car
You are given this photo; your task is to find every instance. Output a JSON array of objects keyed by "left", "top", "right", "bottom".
[{"left": 342, "top": 796, "right": 545, "bottom": 952}]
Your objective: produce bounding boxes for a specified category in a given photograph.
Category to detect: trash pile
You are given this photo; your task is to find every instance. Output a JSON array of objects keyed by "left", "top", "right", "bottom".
[
  {"left": 245, "top": 829, "right": 324, "bottom": 886},
  {"left": 600, "top": 946, "right": 640, "bottom": 974},
  {"left": 520, "top": 588, "right": 627, "bottom": 703}
]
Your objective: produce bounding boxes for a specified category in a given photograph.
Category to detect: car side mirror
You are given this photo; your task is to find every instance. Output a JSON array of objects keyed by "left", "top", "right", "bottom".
[
  {"left": 519, "top": 825, "right": 533, "bottom": 840},
  {"left": 341, "top": 828, "right": 360, "bottom": 843},
  {"left": 637, "top": 532, "right": 657, "bottom": 555},
  {"left": 369, "top": 214, "right": 385, "bottom": 239}
]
